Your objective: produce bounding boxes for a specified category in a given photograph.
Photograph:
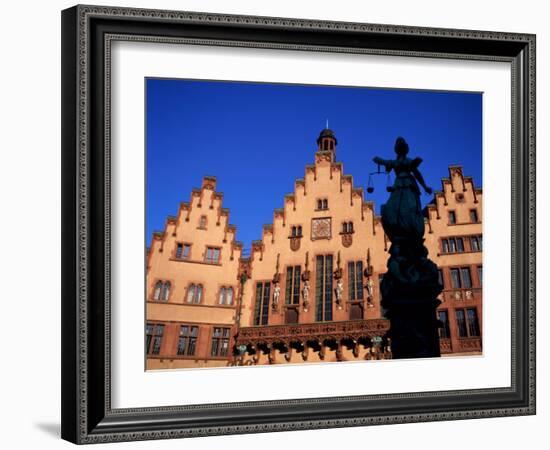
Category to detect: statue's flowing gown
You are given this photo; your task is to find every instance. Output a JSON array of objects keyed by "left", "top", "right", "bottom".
[{"left": 381, "top": 157, "right": 425, "bottom": 242}]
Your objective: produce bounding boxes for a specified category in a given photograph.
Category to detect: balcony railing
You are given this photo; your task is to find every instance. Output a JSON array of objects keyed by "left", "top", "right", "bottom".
[{"left": 236, "top": 319, "right": 390, "bottom": 347}]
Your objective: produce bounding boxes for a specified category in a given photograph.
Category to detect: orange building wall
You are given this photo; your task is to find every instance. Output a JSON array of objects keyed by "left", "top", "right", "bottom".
[{"left": 146, "top": 176, "right": 242, "bottom": 369}]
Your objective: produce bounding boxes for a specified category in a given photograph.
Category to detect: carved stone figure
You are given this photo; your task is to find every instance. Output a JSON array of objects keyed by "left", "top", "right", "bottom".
[
  {"left": 302, "top": 281, "right": 310, "bottom": 311},
  {"left": 366, "top": 277, "right": 374, "bottom": 298},
  {"left": 272, "top": 283, "right": 280, "bottom": 310},
  {"left": 335, "top": 278, "right": 344, "bottom": 308},
  {"left": 373, "top": 137, "right": 443, "bottom": 359}
]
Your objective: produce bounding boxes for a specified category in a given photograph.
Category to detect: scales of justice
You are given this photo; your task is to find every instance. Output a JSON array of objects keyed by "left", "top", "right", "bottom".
[
  {"left": 366, "top": 164, "right": 394, "bottom": 194},
  {"left": 366, "top": 136, "right": 443, "bottom": 359}
]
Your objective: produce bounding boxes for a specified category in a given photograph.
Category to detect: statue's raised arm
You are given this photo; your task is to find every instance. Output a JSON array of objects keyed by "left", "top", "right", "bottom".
[{"left": 410, "top": 157, "right": 432, "bottom": 195}]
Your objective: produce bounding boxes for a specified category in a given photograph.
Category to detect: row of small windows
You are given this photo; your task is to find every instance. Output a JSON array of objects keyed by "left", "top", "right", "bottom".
[
  {"left": 174, "top": 243, "right": 221, "bottom": 263},
  {"left": 448, "top": 209, "right": 479, "bottom": 225},
  {"left": 441, "top": 235, "right": 482, "bottom": 254},
  {"left": 146, "top": 323, "right": 230, "bottom": 358},
  {"left": 152, "top": 280, "right": 234, "bottom": 305},
  {"left": 437, "top": 308, "right": 480, "bottom": 339},
  {"left": 252, "top": 263, "right": 482, "bottom": 325},
  {"left": 437, "top": 266, "right": 482, "bottom": 290}
]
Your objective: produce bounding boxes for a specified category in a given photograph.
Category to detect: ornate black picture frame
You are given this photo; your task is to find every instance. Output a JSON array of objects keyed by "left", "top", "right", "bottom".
[{"left": 61, "top": 5, "right": 536, "bottom": 444}]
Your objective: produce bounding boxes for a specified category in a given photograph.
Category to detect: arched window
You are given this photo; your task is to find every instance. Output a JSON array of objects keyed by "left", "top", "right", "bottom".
[
  {"left": 196, "top": 285, "right": 203, "bottom": 303},
  {"left": 342, "top": 222, "right": 353, "bottom": 233},
  {"left": 153, "top": 280, "right": 170, "bottom": 301},
  {"left": 153, "top": 281, "right": 163, "bottom": 301},
  {"left": 218, "top": 287, "right": 234, "bottom": 305},
  {"left": 226, "top": 287, "right": 234, "bottom": 305},
  {"left": 317, "top": 199, "right": 328, "bottom": 210},
  {"left": 186, "top": 284, "right": 195, "bottom": 303},
  {"left": 218, "top": 287, "right": 226, "bottom": 305},
  {"left": 187, "top": 284, "right": 203, "bottom": 304},
  {"left": 161, "top": 281, "right": 171, "bottom": 301}
]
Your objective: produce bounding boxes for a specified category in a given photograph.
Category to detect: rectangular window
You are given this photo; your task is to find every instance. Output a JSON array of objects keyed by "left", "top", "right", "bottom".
[
  {"left": 316, "top": 255, "right": 333, "bottom": 321},
  {"left": 442, "top": 239, "right": 449, "bottom": 253},
  {"left": 211, "top": 327, "right": 230, "bottom": 357},
  {"left": 448, "top": 211, "right": 456, "bottom": 224},
  {"left": 348, "top": 261, "right": 364, "bottom": 301},
  {"left": 460, "top": 267, "right": 472, "bottom": 288},
  {"left": 469, "top": 209, "right": 479, "bottom": 223},
  {"left": 456, "top": 238, "right": 464, "bottom": 252},
  {"left": 467, "top": 308, "right": 480, "bottom": 336},
  {"left": 470, "top": 235, "right": 482, "bottom": 252},
  {"left": 253, "top": 282, "right": 271, "bottom": 325},
  {"left": 455, "top": 310, "right": 468, "bottom": 337},
  {"left": 438, "top": 269, "right": 444, "bottom": 288},
  {"left": 198, "top": 215, "right": 207, "bottom": 229},
  {"left": 177, "top": 325, "right": 198, "bottom": 356},
  {"left": 450, "top": 268, "right": 461, "bottom": 289},
  {"left": 477, "top": 266, "right": 483, "bottom": 287},
  {"left": 146, "top": 323, "right": 164, "bottom": 355},
  {"left": 437, "top": 310, "right": 451, "bottom": 339},
  {"left": 450, "top": 267, "right": 472, "bottom": 289},
  {"left": 205, "top": 247, "right": 220, "bottom": 263},
  {"left": 285, "top": 266, "right": 301, "bottom": 304},
  {"left": 449, "top": 238, "right": 457, "bottom": 253},
  {"left": 175, "top": 243, "right": 191, "bottom": 259},
  {"left": 456, "top": 308, "right": 481, "bottom": 338}
]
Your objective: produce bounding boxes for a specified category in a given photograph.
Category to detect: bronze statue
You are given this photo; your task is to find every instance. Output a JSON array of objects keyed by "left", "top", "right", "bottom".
[
  {"left": 373, "top": 137, "right": 442, "bottom": 359},
  {"left": 373, "top": 137, "right": 432, "bottom": 243}
]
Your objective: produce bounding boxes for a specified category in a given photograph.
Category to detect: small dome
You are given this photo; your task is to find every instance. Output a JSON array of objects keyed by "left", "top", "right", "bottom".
[{"left": 317, "top": 128, "right": 337, "bottom": 145}]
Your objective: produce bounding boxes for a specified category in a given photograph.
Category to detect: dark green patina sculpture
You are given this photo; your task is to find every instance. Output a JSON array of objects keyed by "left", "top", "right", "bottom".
[{"left": 373, "top": 137, "right": 443, "bottom": 359}]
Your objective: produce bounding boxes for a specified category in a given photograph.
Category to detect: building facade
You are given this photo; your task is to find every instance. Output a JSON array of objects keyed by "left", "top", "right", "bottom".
[
  {"left": 146, "top": 129, "right": 482, "bottom": 370},
  {"left": 146, "top": 176, "right": 242, "bottom": 369}
]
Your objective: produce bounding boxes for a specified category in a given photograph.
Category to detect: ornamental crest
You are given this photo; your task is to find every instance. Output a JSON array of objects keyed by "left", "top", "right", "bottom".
[
  {"left": 290, "top": 237, "right": 301, "bottom": 251},
  {"left": 341, "top": 233, "right": 353, "bottom": 247}
]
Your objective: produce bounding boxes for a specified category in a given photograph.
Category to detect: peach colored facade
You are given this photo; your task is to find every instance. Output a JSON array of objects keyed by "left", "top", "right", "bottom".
[
  {"left": 146, "top": 176, "right": 242, "bottom": 369},
  {"left": 146, "top": 129, "right": 482, "bottom": 370}
]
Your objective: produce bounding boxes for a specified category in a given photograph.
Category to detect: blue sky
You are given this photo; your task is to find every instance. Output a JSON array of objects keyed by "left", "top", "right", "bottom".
[{"left": 146, "top": 79, "right": 482, "bottom": 249}]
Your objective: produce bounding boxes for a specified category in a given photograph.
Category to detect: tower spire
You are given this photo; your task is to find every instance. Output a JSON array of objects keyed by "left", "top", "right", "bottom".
[{"left": 316, "top": 127, "right": 337, "bottom": 161}]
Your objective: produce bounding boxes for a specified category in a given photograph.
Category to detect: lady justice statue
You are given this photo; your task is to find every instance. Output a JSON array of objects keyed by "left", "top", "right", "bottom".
[{"left": 372, "top": 137, "right": 443, "bottom": 359}]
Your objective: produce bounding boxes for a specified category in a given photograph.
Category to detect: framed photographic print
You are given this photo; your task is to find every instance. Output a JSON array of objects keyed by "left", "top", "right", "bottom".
[{"left": 61, "top": 4, "right": 536, "bottom": 444}]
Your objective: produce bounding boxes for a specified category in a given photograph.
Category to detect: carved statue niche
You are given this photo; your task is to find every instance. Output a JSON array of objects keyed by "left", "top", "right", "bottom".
[
  {"left": 301, "top": 278, "right": 310, "bottom": 312},
  {"left": 272, "top": 282, "right": 281, "bottom": 310},
  {"left": 365, "top": 278, "right": 375, "bottom": 307},
  {"left": 272, "top": 254, "right": 281, "bottom": 310},
  {"left": 334, "top": 278, "right": 344, "bottom": 309},
  {"left": 301, "top": 252, "right": 311, "bottom": 311}
]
